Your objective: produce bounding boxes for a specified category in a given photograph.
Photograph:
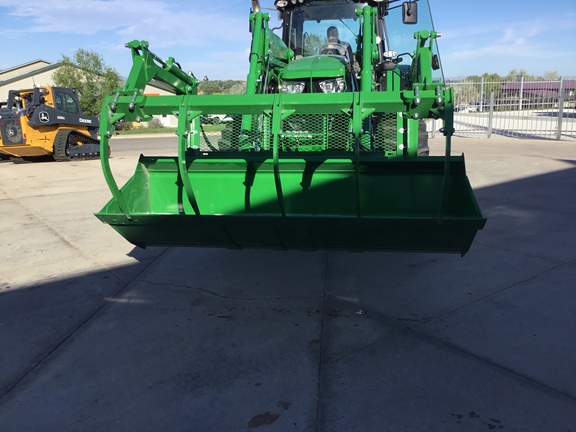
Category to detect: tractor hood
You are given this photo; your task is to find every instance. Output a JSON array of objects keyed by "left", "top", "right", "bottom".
[{"left": 281, "top": 55, "right": 346, "bottom": 80}]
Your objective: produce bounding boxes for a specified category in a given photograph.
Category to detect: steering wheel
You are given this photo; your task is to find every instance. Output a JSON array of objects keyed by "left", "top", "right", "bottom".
[{"left": 320, "top": 43, "right": 346, "bottom": 56}]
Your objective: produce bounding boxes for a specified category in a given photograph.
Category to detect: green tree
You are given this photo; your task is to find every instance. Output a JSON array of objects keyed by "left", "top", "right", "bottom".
[
  {"left": 197, "top": 80, "right": 246, "bottom": 94},
  {"left": 457, "top": 73, "right": 504, "bottom": 105},
  {"left": 543, "top": 70, "right": 560, "bottom": 81},
  {"left": 466, "top": 70, "right": 561, "bottom": 83},
  {"left": 218, "top": 80, "right": 244, "bottom": 91},
  {"left": 198, "top": 81, "right": 223, "bottom": 95},
  {"left": 228, "top": 83, "right": 247, "bottom": 94},
  {"left": 52, "top": 49, "right": 122, "bottom": 116},
  {"left": 505, "top": 69, "right": 535, "bottom": 81}
]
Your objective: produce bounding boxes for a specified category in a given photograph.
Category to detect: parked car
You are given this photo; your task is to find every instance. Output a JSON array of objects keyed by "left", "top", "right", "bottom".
[{"left": 201, "top": 114, "right": 234, "bottom": 124}]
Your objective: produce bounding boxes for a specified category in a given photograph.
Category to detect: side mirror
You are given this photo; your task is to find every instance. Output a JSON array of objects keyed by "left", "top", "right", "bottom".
[{"left": 402, "top": 2, "right": 418, "bottom": 24}]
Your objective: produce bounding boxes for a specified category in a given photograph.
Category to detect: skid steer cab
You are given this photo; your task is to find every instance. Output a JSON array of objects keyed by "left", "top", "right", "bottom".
[
  {"left": 95, "top": 0, "right": 486, "bottom": 255},
  {"left": 0, "top": 86, "right": 100, "bottom": 161}
]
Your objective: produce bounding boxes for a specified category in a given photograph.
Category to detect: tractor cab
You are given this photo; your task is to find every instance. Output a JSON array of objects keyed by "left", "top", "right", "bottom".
[
  {"left": 275, "top": 0, "right": 359, "bottom": 93},
  {"left": 273, "top": 0, "right": 442, "bottom": 93},
  {"left": 278, "top": 0, "right": 360, "bottom": 59}
]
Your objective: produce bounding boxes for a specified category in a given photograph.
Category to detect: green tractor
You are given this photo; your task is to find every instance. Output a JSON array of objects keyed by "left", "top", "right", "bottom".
[{"left": 96, "top": 0, "right": 486, "bottom": 254}]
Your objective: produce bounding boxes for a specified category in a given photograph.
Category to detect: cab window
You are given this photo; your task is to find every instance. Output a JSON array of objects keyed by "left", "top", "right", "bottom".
[{"left": 55, "top": 91, "right": 80, "bottom": 114}]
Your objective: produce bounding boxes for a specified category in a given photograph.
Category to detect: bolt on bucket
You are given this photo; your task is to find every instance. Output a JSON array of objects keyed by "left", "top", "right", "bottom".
[{"left": 96, "top": 104, "right": 485, "bottom": 254}]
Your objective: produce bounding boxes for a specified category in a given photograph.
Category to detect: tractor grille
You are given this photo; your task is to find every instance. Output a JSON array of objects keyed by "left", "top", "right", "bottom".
[
  {"left": 216, "top": 114, "right": 272, "bottom": 152},
  {"left": 197, "top": 112, "right": 398, "bottom": 153},
  {"left": 372, "top": 113, "right": 398, "bottom": 152},
  {"left": 280, "top": 113, "right": 352, "bottom": 151}
]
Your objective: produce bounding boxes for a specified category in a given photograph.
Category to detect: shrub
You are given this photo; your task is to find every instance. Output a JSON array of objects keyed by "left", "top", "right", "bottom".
[{"left": 146, "top": 118, "right": 163, "bottom": 129}]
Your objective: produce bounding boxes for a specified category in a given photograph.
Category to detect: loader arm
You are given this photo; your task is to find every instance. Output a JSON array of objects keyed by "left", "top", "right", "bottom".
[{"left": 96, "top": 0, "right": 486, "bottom": 255}]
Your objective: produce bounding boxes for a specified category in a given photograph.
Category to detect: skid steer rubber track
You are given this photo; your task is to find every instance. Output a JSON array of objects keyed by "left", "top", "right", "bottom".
[{"left": 53, "top": 129, "right": 100, "bottom": 162}]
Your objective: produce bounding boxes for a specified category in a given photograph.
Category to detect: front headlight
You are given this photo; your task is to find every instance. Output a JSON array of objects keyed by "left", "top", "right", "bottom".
[
  {"left": 319, "top": 77, "right": 346, "bottom": 93},
  {"left": 280, "top": 80, "right": 306, "bottom": 94}
]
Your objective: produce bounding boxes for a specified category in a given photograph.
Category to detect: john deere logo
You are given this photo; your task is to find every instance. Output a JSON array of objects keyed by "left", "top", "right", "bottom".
[{"left": 39, "top": 111, "right": 49, "bottom": 123}]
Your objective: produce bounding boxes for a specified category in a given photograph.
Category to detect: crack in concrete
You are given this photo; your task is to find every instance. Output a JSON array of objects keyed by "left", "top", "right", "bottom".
[
  {"left": 314, "top": 251, "right": 330, "bottom": 432},
  {"left": 322, "top": 292, "right": 576, "bottom": 405},
  {"left": 139, "top": 279, "right": 324, "bottom": 302}
]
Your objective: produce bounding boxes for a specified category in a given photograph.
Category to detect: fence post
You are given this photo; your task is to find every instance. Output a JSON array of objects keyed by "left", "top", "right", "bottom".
[
  {"left": 557, "top": 77, "right": 565, "bottom": 140},
  {"left": 488, "top": 91, "right": 494, "bottom": 138},
  {"left": 518, "top": 76, "right": 524, "bottom": 111},
  {"left": 479, "top": 77, "right": 484, "bottom": 112}
]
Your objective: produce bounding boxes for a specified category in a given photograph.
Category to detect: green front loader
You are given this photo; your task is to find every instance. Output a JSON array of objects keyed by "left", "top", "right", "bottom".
[{"left": 96, "top": 0, "right": 486, "bottom": 255}]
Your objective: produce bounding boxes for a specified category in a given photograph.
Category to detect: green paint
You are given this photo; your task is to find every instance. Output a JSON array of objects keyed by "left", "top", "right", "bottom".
[{"left": 96, "top": 0, "right": 486, "bottom": 254}]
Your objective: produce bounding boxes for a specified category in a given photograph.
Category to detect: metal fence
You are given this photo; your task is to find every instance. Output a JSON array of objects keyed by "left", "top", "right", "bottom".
[{"left": 439, "top": 77, "right": 576, "bottom": 140}]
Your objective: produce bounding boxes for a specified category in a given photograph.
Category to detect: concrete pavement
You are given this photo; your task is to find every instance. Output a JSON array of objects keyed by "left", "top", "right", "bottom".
[{"left": 1, "top": 136, "right": 576, "bottom": 431}]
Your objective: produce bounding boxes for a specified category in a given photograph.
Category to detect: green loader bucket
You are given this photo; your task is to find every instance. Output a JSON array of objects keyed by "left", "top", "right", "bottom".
[{"left": 96, "top": 153, "right": 486, "bottom": 255}]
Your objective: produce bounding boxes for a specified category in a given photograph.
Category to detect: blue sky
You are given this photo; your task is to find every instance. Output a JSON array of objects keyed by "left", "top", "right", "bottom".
[{"left": 0, "top": 0, "right": 574, "bottom": 80}]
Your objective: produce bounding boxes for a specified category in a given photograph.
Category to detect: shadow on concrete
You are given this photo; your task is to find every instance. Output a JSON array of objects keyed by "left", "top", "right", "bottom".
[{"left": 1, "top": 163, "right": 576, "bottom": 431}]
